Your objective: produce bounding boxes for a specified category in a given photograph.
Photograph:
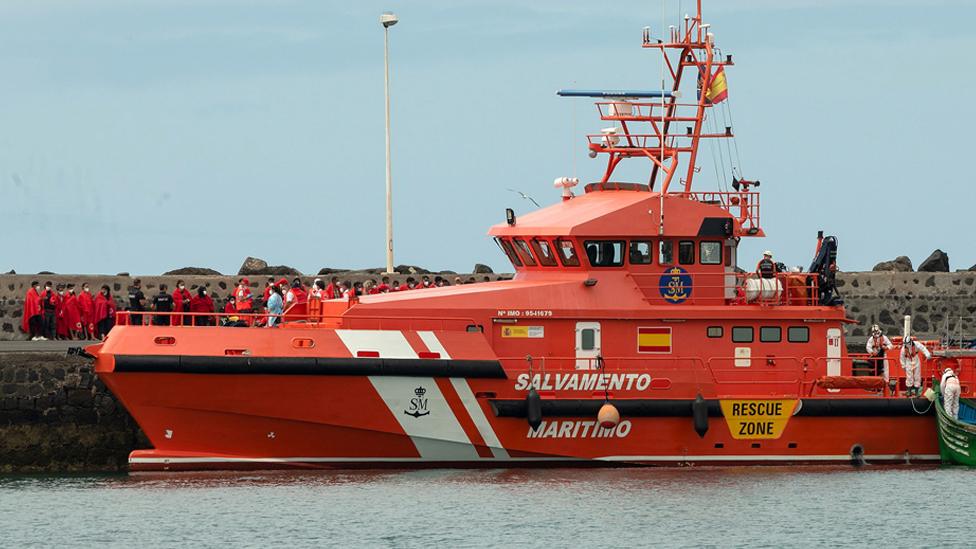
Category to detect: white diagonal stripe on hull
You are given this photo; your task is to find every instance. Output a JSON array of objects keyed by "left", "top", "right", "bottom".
[
  {"left": 418, "top": 331, "right": 450, "bottom": 358},
  {"left": 451, "top": 377, "right": 509, "bottom": 459},
  {"left": 336, "top": 330, "right": 417, "bottom": 358},
  {"left": 369, "top": 376, "right": 479, "bottom": 460}
]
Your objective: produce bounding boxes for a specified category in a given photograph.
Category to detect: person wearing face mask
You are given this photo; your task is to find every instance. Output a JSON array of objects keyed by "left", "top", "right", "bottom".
[
  {"left": 77, "top": 284, "right": 95, "bottom": 339},
  {"left": 172, "top": 280, "right": 192, "bottom": 326},
  {"left": 235, "top": 278, "right": 254, "bottom": 325},
  {"left": 22, "top": 281, "right": 44, "bottom": 341},
  {"left": 263, "top": 277, "right": 276, "bottom": 305},
  {"left": 39, "top": 281, "right": 58, "bottom": 340},
  {"left": 266, "top": 283, "right": 284, "bottom": 327},
  {"left": 93, "top": 285, "right": 116, "bottom": 339},
  {"left": 189, "top": 287, "right": 215, "bottom": 326},
  {"left": 62, "top": 284, "right": 82, "bottom": 340},
  {"left": 56, "top": 284, "right": 74, "bottom": 340}
]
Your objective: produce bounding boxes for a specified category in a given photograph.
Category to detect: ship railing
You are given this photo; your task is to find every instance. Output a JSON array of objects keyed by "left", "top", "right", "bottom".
[
  {"left": 594, "top": 101, "right": 714, "bottom": 122},
  {"left": 629, "top": 270, "right": 820, "bottom": 307},
  {"left": 676, "top": 191, "right": 760, "bottom": 232},
  {"left": 816, "top": 354, "right": 975, "bottom": 397},
  {"left": 504, "top": 355, "right": 912, "bottom": 399},
  {"left": 114, "top": 310, "right": 482, "bottom": 332},
  {"left": 585, "top": 133, "right": 727, "bottom": 155}
]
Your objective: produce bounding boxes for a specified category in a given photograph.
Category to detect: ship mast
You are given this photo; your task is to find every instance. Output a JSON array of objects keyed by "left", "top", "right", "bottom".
[{"left": 562, "top": 1, "right": 737, "bottom": 195}]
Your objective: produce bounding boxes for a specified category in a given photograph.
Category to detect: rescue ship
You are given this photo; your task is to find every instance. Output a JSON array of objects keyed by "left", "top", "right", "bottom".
[{"left": 83, "top": 2, "right": 965, "bottom": 470}]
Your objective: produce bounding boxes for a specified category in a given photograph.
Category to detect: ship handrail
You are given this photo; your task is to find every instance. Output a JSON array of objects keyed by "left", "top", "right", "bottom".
[
  {"left": 500, "top": 354, "right": 920, "bottom": 400},
  {"left": 628, "top": 270, "right": 820, "bottom": 307},
  {"left": 113, "top": 310, "right": 482, "bottom": 331}
]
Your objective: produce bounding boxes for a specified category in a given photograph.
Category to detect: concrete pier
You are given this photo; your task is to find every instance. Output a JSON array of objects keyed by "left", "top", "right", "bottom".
[{"left": 0, "top": 348, "right": 146, "bottom": 473}]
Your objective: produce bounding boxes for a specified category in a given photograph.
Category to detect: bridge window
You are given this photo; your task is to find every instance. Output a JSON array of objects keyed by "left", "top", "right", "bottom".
[
  {"left": 513, "top": 238, "right": 537, "bottom": 266},
  {"left": 700, "top": 241, "right": 722, "bottom": 265},
  {"left": 530, "top": 238, "right": 558, "bottom": 267},
  {"left": 556, "top": 239, "right": 580, "bottom": 266},
  {"left": 678, "top": 240, "right": 695, "bottom": 265},
  {"left": 629, "top": 241, "right": 652, "bottom": 265},
  {"left": 760, "top": 326, "right": 782, "bottom": 343},
  {"left": 496, "top": 238, "right": 522, "bottom": 267},
  {"left": 732, "top": 326, "right": 754, "bottom": 343},
  {"left": 659, "top": 240, "right": 674, "bottom": 265},
  {"left": 584, "top": 240, "right": 625, "bottom": 267},
  {"left": 788, "top": 326, "right": 810, "bottom": 343}
]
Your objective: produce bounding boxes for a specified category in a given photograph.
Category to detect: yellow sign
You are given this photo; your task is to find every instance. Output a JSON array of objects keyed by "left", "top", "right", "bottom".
[
  {"left": 501, "top": 326, "right": 545, "bottom": 339},
  {"left": 719, "top": 400, "right": 798, "bottom": 440}
]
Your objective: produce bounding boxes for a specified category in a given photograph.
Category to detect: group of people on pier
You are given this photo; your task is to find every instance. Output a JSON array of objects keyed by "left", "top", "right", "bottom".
[
  {"left": 21, "top": 274, "right": 492, "bottom": 340},
  {"left": 21, "top": 280, "right": 116, "bottom": 341}
]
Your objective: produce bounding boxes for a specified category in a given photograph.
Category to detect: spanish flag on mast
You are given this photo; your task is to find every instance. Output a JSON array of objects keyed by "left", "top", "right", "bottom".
[{"left": 705, "top": 66, "right": 729, "bottom": 104}]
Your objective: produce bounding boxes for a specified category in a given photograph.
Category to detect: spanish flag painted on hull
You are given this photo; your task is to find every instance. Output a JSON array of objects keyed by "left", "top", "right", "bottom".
[{"left": 638, "top": 327, "right": 672, "bottom": 353}]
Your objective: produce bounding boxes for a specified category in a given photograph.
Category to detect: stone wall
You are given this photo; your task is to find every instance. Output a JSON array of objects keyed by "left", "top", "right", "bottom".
[
  {"left": 837, "top": 272, "right": 976, "bottom": 348},
  {"left": 0, "top": 352, "right": 146, "bottom": 473},
  {"left": 0, "top": 273, "right": 507, "bottom": 341}
]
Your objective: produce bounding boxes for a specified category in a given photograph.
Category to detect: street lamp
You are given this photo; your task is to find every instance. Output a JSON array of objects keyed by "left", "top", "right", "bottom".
[{"left": 381, "top": 11, "right": 398, "bottom": 274}]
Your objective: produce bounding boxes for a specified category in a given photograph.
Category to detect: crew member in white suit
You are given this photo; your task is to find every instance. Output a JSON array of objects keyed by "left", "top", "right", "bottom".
[
  {"left": 865, "top": 325, "right": 893, "bottom": 380},
  {"left": 941, "top": 367, "right": 961, "bottom": 420},
  {"left": 900, "top": 336, "right": 932, "bottom": 397}
]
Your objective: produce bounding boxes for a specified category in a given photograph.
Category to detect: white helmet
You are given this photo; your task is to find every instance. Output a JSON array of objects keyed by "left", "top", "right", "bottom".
[{"left": 763, "top": 250, "right": 773, "bottom": 257}]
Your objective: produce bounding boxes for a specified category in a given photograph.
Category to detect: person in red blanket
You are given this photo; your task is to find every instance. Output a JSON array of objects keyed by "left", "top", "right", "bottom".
[
  {"left": 55, "top": 284, "right": 71, "bottom": 340},
  {"left": 189, "top": 287, "right": 215, "bottom": 326},
  {"left": 262, "top": 277, "right": 276, "bottom": 304},
  {"left": 93, "top": 285, "right": 116, "bottom": 340},
  {"left": 171, "top": 280, "right": 192, "bottom": 326},
  {"left": 325, "top": 276, "right": 340, "bottom": 299},
  {"left": 22, "top": 281, "right": 43, "bottom": 340},
  {"left": 62, "top": 284, "right": 83, "bottom": 340},
  {"left": 77, "top": 284, "right": 95, "bottom": 339}
]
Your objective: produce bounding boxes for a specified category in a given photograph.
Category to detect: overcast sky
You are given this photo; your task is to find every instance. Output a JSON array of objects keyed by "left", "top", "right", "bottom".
[{"left": 1, "top": 0, "right": 973, "bottom": 275}]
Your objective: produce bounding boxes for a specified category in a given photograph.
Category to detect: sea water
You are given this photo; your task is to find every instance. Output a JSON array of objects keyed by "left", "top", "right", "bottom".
[{"left": 0, "top": 466, "right": 972, "bottom": 548}]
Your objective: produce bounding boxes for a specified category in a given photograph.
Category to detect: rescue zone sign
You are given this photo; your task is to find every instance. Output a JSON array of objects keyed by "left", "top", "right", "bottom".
[{"left": 719, "top": 399, "right": 798, "bottom": 440}]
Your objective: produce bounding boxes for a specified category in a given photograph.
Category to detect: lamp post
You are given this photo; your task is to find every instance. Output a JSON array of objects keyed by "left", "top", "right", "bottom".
[{"left": 380, "top": 11, "right": 398, "bottom": 274}]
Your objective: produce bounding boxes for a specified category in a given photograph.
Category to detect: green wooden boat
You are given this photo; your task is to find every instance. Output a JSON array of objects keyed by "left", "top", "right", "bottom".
[{"left": 934, "top": 381, "right": 976, "bottom": 466}]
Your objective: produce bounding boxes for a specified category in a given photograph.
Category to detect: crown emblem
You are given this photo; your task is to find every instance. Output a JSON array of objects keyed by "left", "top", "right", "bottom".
[{"left": 405, "top": 386, "right": 431, "bottom": 418}]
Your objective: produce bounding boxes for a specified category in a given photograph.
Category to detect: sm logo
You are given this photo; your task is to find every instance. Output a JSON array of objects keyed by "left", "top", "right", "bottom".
[
  {"left": 659, "top": 267, "right": 693, "bottom": 303},
  {"left": 404, "top": 386, "right": 431, "bottom": 418}
]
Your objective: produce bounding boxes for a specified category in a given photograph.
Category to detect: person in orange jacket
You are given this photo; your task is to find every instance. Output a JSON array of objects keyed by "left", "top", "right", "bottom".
[{"left": 235, "top": 278, "right": 254, "bottom": 325}]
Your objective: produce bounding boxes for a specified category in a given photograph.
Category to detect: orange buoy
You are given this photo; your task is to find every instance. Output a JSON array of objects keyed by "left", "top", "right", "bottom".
[{"left": 598, "top": 403, "right": 620, "bottom": 429}]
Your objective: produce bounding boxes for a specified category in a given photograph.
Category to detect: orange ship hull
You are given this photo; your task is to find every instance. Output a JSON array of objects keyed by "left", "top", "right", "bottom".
[{"left": 92, "top": 325, "right": 942, "bottom": 472}]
